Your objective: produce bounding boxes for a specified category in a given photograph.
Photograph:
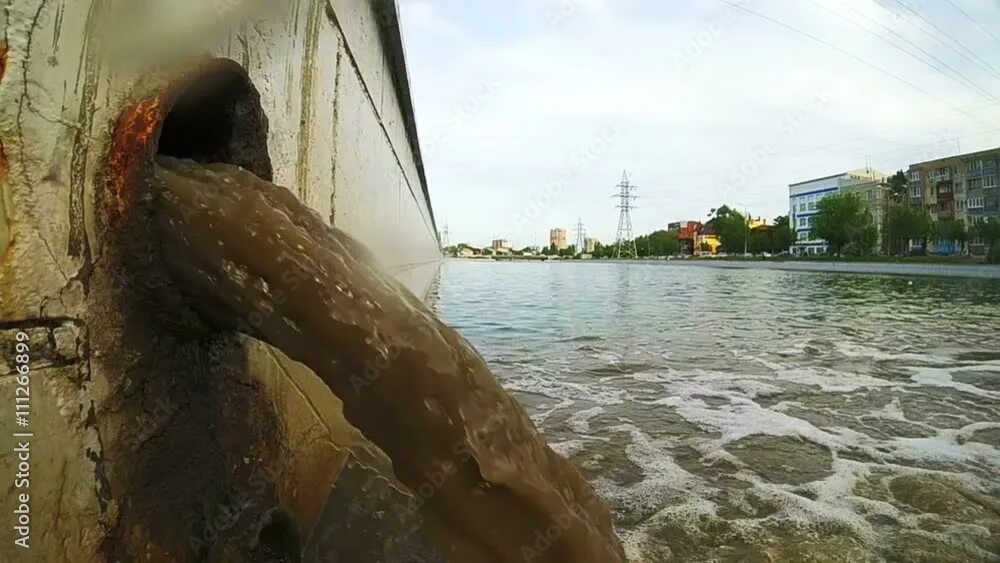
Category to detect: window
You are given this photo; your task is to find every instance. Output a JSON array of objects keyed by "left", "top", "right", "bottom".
[
  {"left": 799, "top": 203, "right": 806, "bottom": 212},
  {"left": 969, "top": 160, "right": 983, "bottom": 173},
  {"left": 808, "top": 201, "right": 817, "bottom": 211},
  {"left": 908, "top": 170, "right": 921, "bottom": 182},
  {"left": 969, "top": 197, "right": 984, "bottom": 209},
  {"left": 799, "top": 217, "right": 807, "bottom": 227},
  {"left": 911, "top": 186, "right": 921, "bottom": 197},
  {"left": 968, "top": 178, "right": 982, "bottom": 190},
  {"left": 984, "top": 176, "right": 997, "bottom": 188}
]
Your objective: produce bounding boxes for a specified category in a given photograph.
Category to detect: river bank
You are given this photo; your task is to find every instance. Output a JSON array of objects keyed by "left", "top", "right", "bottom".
[
  {"left": 451, "top": 257, "right": 1000, "bottom": 279},
  {"left": 661, "top": 259, "right": 1000, "bottom": 279}
]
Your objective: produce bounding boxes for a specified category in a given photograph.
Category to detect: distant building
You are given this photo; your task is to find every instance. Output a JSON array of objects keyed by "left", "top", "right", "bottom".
[
  {"left": 695, "top": 224, "right": 721, "bottom": 255},
  {"left": 491, "top": 239, "right": 510, "bottom": 251},
  {"left": 789, "top": 167, "right": 884, "bottom": 255},
  {"left": 840, "top": 177, "right": 891, "bottom": 254},
  {"left": 669, "top": 221, "right": 702, "bottom": 255},
  {"left": 906, "top": 147, "right": 1000, "bottom": 255},
  {"left": 549, "top": 228, "right": 568, "bottom": 250},
  {"left": 455, "top": 244, "right": 481, "bottom": 257},
  {"left": 583, "top": 237, "right": 599, "bottom": 253}
]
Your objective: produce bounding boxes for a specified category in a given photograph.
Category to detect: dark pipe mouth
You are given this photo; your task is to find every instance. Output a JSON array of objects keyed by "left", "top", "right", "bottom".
[{"left": 157, "top": 60, "right": 274, "bottom": 182}]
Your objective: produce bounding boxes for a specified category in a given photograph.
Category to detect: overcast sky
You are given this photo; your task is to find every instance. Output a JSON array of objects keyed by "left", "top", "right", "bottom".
[{"left": 398, "top": 0, "right": 1000, "bottom": 248}]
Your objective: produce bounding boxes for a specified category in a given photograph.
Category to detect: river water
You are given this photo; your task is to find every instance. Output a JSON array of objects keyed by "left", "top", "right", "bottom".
[{"left": 434, "top": 260, "right": 1000, "bottom": 562}]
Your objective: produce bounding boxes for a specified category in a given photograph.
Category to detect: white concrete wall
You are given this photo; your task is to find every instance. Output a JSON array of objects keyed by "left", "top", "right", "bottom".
[{"left": 0, "top": 1, "right": 440, "bottom": 559}]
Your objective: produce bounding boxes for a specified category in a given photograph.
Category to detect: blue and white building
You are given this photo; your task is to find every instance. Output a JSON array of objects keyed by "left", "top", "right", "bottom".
[{"left": 788, "top": 168, "right": 884, "bottom": 255}]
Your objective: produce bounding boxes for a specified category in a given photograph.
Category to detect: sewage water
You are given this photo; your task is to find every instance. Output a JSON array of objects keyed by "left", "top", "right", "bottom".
[
  {"left": 434, "top": 260, "right": 1000, "bottom": 562},
  {"left": 151, "top": 157, "right": 625, "bottom": 563}
]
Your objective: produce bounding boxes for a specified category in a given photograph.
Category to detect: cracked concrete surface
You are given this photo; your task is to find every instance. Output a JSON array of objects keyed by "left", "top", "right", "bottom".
[{"left": 1, "top": 0, "right": 442, "bottom": 560}]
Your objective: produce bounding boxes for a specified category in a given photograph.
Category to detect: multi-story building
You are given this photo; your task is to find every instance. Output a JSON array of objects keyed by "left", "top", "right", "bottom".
[
  {"left": 549, "top": 228, "right": 568, "bottom": 250},
  {"left": 906, "top": 147, "right": 1000, "bottom": 255},
  {"left": 491, "top": 239, "right": 510, "bottom": 250},
  {"left": 841, "top": 177, "right": 891, "bottom": 254},
  {"left": 583, "top": 237, "right": 599, "bottom": 253},
  {"left": 669, "top": 221, "right": 702, "bottom": 255},
  {"left": 788, "top": 167, "right": 884, "bottom": 255}
]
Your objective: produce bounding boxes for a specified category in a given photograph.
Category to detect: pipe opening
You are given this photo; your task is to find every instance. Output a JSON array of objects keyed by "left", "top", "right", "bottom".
[{"left": 157, "top": 61, "right": 274, "bottom": 182}]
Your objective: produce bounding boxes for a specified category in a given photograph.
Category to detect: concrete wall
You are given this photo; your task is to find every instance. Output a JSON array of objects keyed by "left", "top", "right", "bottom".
[{"left": 0, "top": 0, "right": 440, "bottom": 560}]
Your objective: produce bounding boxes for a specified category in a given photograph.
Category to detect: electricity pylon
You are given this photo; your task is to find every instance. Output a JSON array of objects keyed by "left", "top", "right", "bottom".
[{"left": 612, "top": 171, "right": 638, "bottom": 259}]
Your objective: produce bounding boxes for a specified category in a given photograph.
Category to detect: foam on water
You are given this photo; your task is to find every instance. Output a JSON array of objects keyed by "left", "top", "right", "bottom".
[{"left": 436, "top": 261, "right": 1000, "bottom": 561}]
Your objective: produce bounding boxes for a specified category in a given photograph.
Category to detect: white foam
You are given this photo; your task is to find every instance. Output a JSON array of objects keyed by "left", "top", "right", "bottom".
[
  {"left": 567, "top": 406, "right": 605, "bottom": 434},
  {"left": 909, "top": 366, "right": 1000, "bottom": 400}
]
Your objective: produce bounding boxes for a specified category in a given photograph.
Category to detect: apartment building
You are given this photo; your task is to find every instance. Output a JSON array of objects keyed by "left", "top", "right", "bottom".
[
  {"left": 788, "top": 167, "right": 884, "bottom": 255},
  {"left": 906, "top": 147, "right": 1000, "bottom": 254},
  {"left": 549, "top": 228, "right": 568, "bottom": 250},
  {"left": 840, "top": 177, "right": 891, "bottom": 254}
]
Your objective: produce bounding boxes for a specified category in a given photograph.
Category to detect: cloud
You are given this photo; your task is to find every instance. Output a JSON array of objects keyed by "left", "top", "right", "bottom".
[{"left": 400, "top": 0, "right": 1000, "bottom": 247}]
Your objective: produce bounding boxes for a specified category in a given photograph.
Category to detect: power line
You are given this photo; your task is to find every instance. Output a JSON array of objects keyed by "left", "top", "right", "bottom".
[
  {"left": 715, "top": 0, "right": 979, "bottom": 122},
  {"left": 806, "top": 0, "right": 1000, "bottom": 104},
  {"left": 884, "top": 0, "right": 1000, "bottom": 80},
  {"left": 943, "top": 0, "right": 1000, "bottom": 46}
]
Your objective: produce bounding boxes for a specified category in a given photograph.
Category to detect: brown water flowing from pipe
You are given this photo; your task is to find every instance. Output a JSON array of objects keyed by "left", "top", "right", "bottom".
[{"left": 151, "top": 156, "right": 626, "bottom": 563}]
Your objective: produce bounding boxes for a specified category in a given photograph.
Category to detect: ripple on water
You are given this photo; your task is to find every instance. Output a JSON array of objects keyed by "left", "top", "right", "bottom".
[{"left": 437, "top": 261, "right": 1000, "bottom": 561}]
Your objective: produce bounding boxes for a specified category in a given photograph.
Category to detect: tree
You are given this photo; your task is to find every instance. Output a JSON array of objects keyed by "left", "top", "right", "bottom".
[
  {"left": 707, "top": 206, "right": 749, "bottom": 254},
  {"left": 887, "top": 170, "right": 908, "bottom": 201},
  {"left": 811, "top": 192, "right": 875, "bottom": 255},
  {"left": 975, "top": 218, "right": 1000, "bottom": 263},
  {"left": 591, "top": 242, "right": 605, "bottom": 258},
  {"left": 558, "top": 245, "right": 577, "bottom": 258},
  {"left": 771, "top": 215, "right": 796, "bottom": 252},
  {"left": 747, "top": 216, "right": 795, "bottom": 254},
  {"left": 648, "top": 230, "right": 680, "bottom": 256},
  {"left": 934, "top": 219, "right": 967, "bottom": 255},
  {"left": 887, "top": 206, "right": 932, "bottom": 254}
]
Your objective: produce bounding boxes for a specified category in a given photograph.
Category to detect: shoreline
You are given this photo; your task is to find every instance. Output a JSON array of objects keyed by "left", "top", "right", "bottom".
[{"left": 447, "top": 257, "right": 1000, "bottom": 279}]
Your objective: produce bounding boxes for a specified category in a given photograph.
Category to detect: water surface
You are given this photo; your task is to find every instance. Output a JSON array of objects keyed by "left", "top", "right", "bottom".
[{"left": 435, "top": 260, "right": 1000, "bottom": 562}]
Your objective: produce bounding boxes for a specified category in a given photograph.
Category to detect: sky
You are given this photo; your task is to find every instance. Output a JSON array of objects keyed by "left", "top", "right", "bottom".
[{"left": 398, "top": 0, "right": 1000, "bottom": 249}]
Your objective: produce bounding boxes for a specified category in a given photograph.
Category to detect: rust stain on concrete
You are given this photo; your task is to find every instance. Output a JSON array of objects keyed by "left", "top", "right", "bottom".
[
  {"left": 104, "top": 97, "right": 165, "bottom": 224},
  {"left": 0, "top": 40, "right": 8, "bottom": 83},
  {"left": 1, "top": 138, "right": 15, "bottom": 267},
  {"left": 0, "top": 138, "right": 8, "bottom": 179}
]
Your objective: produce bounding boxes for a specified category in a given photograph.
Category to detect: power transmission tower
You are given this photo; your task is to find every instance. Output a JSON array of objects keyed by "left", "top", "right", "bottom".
[
  {"left": 612, "top": 170, "right": 638, "bottom": 259},
  {"left": 440, "top": 222, "right": 450, "bottom": 248},
  {"left": 574, "top": 218, "right": 587, "bottom": 253}
]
